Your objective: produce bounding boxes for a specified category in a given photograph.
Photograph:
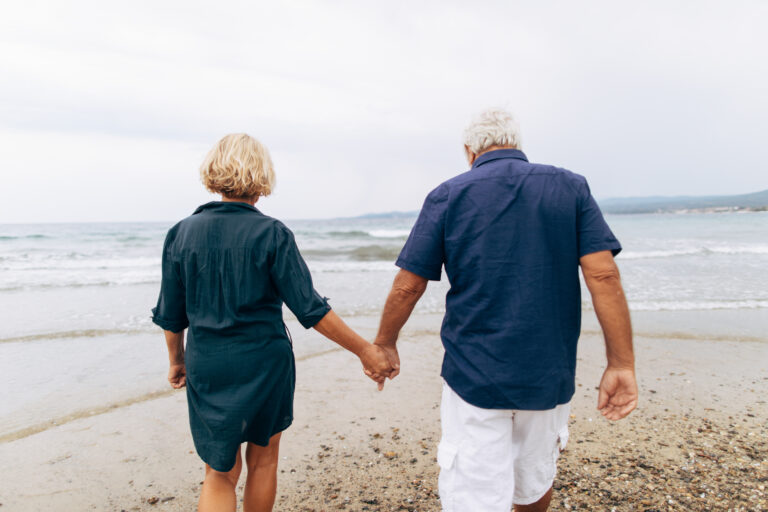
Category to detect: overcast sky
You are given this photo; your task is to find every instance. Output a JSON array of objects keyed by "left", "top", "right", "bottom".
[{"left": 1, "top": 0, "right": 766, "bottom": 223}]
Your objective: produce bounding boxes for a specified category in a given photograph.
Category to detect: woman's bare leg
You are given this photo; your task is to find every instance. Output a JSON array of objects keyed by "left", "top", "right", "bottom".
[
  {"left": 243, "top": 433, "right": 282, "bottom": 512},
  {"left": 198, "top": 448, "right": 243, "bottom": 512}
]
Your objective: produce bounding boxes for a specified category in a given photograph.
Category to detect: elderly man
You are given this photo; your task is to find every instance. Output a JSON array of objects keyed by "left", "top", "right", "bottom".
[{"left": 374, "top": 109, "right": 637, "bottom": 511}]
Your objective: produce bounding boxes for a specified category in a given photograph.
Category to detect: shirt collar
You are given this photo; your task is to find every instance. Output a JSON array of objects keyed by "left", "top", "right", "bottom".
[
  {"left": 472, "top": 148, "right": 528, "bottom": 169},
  {"left": 193, "top": 201, "right": 261, "bottom": 215}
]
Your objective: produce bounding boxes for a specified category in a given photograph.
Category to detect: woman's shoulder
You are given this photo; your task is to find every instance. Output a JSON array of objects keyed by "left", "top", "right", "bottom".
[
  {"left": 166, "top": 207, "right": 294, "bottom": 251},
  {"left": 161, "top": 219, "right": 185, "bottom": 247}
]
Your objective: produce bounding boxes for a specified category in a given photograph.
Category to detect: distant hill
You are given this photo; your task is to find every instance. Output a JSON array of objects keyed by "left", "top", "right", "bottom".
[
  {"left": 350, "top": 190, "right": 768, "bottom": 219},
  {"left": 598, "top": 189, "right": 768, "bottom": 214},
  {"left": 354, "top": 210, "right": 419, "bottom": 219}
]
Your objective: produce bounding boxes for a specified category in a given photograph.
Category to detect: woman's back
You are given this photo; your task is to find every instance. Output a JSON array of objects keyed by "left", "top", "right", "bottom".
[{"left": 156, "top": 201, "right": 330, "bottom": 348}]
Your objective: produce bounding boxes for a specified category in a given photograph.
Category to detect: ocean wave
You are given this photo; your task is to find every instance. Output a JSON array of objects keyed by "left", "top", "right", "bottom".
[
  {"left": 350, "top": 245, "right": 402, "bottom": 261},
  {"left": 0, "top": 328, "right": 155, "bottom": 344},
  {"left": 621, "top": 245, "right": 768, "bottom": 259},
  {"left": 325, "top": 230, "right": 372, "bottom": 238},
  {"left": 320, "top": 229, "right": 409, "bottom": 240},
  {"left": 0, "top": 273, "right": 160, "bottom": 291},
  {"left": 302, "top": 244, "right": 401, "bottom": 261},
  {"left": 334, "top": 299, "right": 768, "bottom": 315},
  {"left": 0, "top": 234, "right": 51, "bottom": 241},
  {"left": 0, "top": 256, "right": 160, "bottom": 271},
  {"left": 367, "top": 229, "right": 411, "bottom": 239},
  {"left": 616, "top": 299, "right": 768, "bottom": 311},
  {"left": 307, "top": 260, "right": 396, "bottom": 273},
  {"left": 115, "top": 235, "right": 154, "bottom": 243}
]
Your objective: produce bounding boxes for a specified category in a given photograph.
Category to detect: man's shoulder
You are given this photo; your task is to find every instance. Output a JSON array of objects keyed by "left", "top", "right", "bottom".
[
  {"left": 437, "top": 160, "right": 588, "bottom": 192},
  {"left": 503, "top": 158, "right": 588, "bottom": 185},
  {"left": 528, "top": 162, "right": 588, "bottom": 190}
]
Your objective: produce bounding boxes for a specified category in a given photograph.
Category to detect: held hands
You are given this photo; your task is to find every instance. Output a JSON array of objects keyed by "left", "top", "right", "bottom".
[
  {"left": 374, "top": 342, "right": 400, "bottom": 381},
  {"left": 168, "top": 363, "right": 187, "bottom": 389},
  {"left": 597, "top": 367, "right": 638, "bottom": 420},
  {"left": 360, "top": 343, "right": 400, "bottom": 391}
]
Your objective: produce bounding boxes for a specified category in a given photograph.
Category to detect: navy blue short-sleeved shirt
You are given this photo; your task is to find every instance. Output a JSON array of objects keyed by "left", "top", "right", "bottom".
[{"left": 396, "top": 149, "right": 621, "bottom": 410}]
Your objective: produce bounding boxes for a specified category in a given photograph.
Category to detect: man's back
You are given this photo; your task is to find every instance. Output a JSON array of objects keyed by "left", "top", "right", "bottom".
[
  {"left": 376, "top": 108, "right": 635, "bottom": 512},
  {"left": 396, "top": 149, "right": 621, "bottom": 410}
]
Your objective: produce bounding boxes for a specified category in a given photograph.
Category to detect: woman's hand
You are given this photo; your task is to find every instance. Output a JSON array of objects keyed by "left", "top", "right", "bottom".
[
  {"left": 163, "top": 330, "right": 186, "bottom": 388},
  {"left": 360, "top": 344, "right": 397, "bottom": 390},
  {"left": 168, "top": 363, "right": 187, "bottom": 389}
]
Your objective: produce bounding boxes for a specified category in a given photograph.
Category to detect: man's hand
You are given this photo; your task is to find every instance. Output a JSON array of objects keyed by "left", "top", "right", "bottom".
[
  {"left": 597, "top": 367, "right": 638, "bottom": 420},
  {"left": 359, "top": 344, "right": 396, "bottom": 391},
  {"left": 368, "top": 269, "right": 427, "bottom": 389},
  {"left": 582, "top": 251, "right": 636, "bottom": 421},
  {"left": 168, "top": 363, "right": 186, "bottom": 389},
  {"left": 374, "top": 342, "right": 400, "bottom": 380}
]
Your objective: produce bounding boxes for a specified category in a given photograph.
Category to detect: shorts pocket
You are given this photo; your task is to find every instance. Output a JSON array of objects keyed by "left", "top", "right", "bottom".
[{"left": 437, "top": 440, "right": 458, "bottom": 470}]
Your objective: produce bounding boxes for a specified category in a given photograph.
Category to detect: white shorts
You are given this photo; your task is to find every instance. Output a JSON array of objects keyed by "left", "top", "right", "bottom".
[{"left": 438, "top": 381, "right": 570, "bottom": 511}]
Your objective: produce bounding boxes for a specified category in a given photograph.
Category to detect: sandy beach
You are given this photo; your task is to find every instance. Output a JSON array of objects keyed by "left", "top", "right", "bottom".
[{"left": 1, "top": 313, "right": 766, "bottom": 511}]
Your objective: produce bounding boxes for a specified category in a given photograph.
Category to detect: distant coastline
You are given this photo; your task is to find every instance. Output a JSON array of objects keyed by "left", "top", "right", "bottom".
[
  {"left": 350, "top": 189, "right": 768, "bottom": 219},
  {"left": 597, "top": 189, "right": 768, "bottom": 215},
  {"left": 651, "top": 206, "right": 768, "bottom": 214}
]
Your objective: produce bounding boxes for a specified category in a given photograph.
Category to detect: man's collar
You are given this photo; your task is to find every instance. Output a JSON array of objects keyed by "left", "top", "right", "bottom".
[
  {"left": 193, "top": 201, "right": 260, "bottom": 215},
  {"left": 472, "top": 148, "right": 528, "bottom": 169}
]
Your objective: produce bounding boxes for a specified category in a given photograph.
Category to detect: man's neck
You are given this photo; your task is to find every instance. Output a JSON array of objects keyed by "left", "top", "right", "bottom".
[
  {"left": 478, "top": 145, "right": 517, "bottom": 157},
  {"left": 468, "top": 145, "right": 518, "bottom": 165}
]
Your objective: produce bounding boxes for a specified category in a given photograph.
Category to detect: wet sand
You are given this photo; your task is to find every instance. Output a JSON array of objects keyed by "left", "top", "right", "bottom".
[{"left": 0, "top": 317, "right": 766, "bottom": 511}]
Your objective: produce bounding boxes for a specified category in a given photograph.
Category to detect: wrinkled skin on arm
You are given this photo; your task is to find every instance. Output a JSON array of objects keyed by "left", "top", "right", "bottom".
[
  {"left": 580, "top": 250, "right": 638, "bottom": 420},
  {"left": 373, "top": 269, "right": 429, "bottom": 384}
]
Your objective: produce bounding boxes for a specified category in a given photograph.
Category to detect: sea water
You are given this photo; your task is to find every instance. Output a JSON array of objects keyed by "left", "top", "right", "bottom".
[{"left": 1, "top": 211, "right": 767, "bottom": 439}]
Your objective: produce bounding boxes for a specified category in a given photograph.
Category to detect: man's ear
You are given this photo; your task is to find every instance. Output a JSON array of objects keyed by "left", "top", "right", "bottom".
[{"left": 464, "top": 145, "right": 477, "bottom": 165}]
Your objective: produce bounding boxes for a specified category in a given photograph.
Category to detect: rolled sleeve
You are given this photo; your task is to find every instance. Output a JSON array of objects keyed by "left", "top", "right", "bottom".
[
  {"left": 396, "top": 184, "right": 448, "bottom": 281},
  {"left": 577, "top": 181, "right": 622, "bottom": 258},
  {"left": 151, "top": 230, "right": 189, "bottom": 333},
  {"left": 270, "top": 225, "right": 332, "bottom": 328}
]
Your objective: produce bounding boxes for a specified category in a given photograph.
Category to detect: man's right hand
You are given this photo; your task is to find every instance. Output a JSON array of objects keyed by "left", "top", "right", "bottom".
[
  {"left": 360, "top": 344, "right": 397, "bottom": 390},
  {"left": 374, "top": 342, "right": 400, "bottom": 380},
  {"left": 597, "top": 367, "right": 638, "bottom": 420}
]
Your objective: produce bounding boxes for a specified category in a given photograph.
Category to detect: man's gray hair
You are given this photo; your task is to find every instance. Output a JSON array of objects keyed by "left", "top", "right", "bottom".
[{"left": 463, "top": 108, "right": 521, "bottom": 154}]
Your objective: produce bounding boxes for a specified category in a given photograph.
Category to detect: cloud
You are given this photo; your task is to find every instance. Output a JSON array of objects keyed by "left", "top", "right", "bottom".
[{"left": 0, "top": 0, "right": 766, "bottom": 222}]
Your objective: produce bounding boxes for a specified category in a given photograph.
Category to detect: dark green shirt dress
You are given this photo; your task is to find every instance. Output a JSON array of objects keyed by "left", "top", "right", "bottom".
[{"left": 152, "top": 201, "right": 331, "bottom": 471}]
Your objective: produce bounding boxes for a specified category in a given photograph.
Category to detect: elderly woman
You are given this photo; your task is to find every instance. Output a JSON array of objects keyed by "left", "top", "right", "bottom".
[{"left": 152, "top": 133, "right": 395, "bottom": 512}]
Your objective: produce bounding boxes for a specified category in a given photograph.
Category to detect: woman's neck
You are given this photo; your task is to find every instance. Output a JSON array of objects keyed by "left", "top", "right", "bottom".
[{"left": 221, "top": 195, "right": 258, "bottom": 206}]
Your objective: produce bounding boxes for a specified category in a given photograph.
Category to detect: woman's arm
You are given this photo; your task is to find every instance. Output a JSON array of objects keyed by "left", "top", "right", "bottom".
[
  {"left": 164, "top": 329, "right": 186, "bottom": 389},
  {"left": 313, "top": 311, "right": 397, "bottom": 389}
]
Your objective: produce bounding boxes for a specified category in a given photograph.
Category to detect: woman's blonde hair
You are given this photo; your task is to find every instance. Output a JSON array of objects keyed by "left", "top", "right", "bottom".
[{"left": 199, "top": 133, "right": 275, "bottom": 198}]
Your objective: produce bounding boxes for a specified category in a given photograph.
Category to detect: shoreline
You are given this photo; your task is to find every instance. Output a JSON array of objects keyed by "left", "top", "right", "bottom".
[{"left": 1, "top": 319, "right": 767, "bottom": 511}]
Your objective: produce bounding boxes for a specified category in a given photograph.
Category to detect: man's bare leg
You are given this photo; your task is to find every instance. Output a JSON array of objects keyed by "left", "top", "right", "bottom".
[{"left": 514, "top": 486, "right": 552, "bottom": 512}]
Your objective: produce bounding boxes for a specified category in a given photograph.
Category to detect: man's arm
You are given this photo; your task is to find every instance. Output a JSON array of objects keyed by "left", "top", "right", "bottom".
[
  {"left": 580, "top": 250, "right": 638, "bottom": 420},
  {"left": 374, "top": 269, "right": 429, "bottom": 379}
]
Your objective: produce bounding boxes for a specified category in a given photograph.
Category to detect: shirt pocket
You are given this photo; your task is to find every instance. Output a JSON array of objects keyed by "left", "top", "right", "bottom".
[
  {"left": 437, "top": 440, "right": 459, "bottom": 470},
  {"left": 557, "top": 426, "right": 569, "bottom": 453}
]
